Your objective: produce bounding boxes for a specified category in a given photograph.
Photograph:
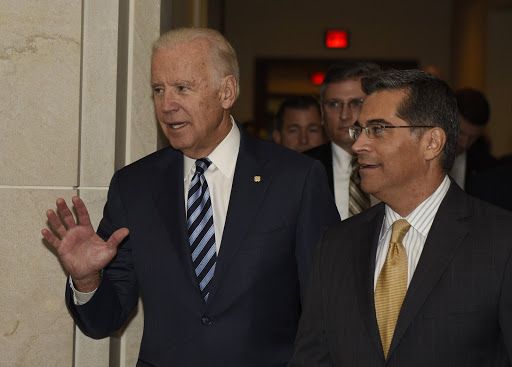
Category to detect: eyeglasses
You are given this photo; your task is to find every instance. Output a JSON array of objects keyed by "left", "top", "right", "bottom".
[
  {"left": 322, "top": 98, "right": 364, "bottom": 113},
  {"left": 348, "top": 124, "right": 433, "bottom": 140}
]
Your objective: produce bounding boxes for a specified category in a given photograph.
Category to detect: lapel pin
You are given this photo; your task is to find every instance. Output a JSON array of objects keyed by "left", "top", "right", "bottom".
[{"left": 253, "top": 175, "right": 261, "bottom": 183}]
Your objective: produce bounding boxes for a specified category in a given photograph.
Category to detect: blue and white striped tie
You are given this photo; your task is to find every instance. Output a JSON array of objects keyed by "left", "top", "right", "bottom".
[{"left": 187, "top": 158, "right": 216, "bottom": 302}]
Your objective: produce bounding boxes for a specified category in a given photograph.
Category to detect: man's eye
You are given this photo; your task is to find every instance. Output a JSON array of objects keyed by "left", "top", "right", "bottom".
[
  {"left": 328, "top": 101, "right": 339, "bottom": 109},
  {"left": 176, "top": 85, "right": 188, "bottom": 93},
  {"left": 349, "top": 99, "right": 363, "bottom": 109},
  {"left": 153, "top": 86, "right": 164, "bottom": 95},
  {"left": 371, "top": 126, "right": 385, "bottom": 136}
]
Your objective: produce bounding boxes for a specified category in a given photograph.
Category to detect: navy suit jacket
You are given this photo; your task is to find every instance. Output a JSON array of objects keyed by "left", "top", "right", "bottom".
[
  {"left": 66, "top": 131, "right": 340, "bottom": 366},
  {"left": 290, "top": 182, "right": 512, "bottom": 366}
]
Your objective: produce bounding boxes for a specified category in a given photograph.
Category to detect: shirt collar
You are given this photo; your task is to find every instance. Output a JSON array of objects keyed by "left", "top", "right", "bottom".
[
  {"left": 382, "top": 175, "right": 451, "bottom": 238},
  {"left": 331, "top": 142, "right": 353, "bottom": 171},
  {"left": 184, "top": 116, "right": 240, "bottom": 180}
]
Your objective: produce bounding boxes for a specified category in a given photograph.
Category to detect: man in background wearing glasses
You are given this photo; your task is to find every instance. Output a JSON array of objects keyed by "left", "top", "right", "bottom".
[
  {"left": 305, "top": 61, "right": 381, "bottom": 220},
  {"left": 290, "top": 69, "right": 512, "bottom": 366}
]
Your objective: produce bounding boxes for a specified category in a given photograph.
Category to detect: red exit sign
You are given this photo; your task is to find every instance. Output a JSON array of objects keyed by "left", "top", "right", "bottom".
[{"left": 325, "top": 29, "right": 349, "bottom": 49}]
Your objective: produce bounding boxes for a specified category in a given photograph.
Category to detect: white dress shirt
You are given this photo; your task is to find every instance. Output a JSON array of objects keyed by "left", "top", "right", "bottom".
[
  {"left": 374, "top": 175, "right": 450, "bottom": 289},
  {"left": 183, "top": 119, "right": 240, "bottom": 253},
  {"left": 73, "top": 118, "right": 240, "bottom": 304},
  {"left": 332, "top": 143, "right": 353, "bottom": 220}
]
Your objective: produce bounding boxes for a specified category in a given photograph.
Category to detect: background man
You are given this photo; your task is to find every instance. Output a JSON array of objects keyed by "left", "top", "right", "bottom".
[
  {"left": 450, "top": 88, "right": 497, "bottom": 193},
  {"left": 42, "top": 28, "right": 339, "bottom": 367},
  {"left": 291, "top": 69, "right": 512, "bottom": 366},
  {"left": 272, "top": 95, "right": 326, "bottom": 152},
  {"left": 305, "top": 61, "right": 381, "bottom": 219}
]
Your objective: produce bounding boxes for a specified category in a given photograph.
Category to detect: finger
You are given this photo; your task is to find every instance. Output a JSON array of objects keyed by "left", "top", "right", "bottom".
[
  {"left": 46, "top": 209, "right": 67, "bottom": 238},
  {"left": 106, "top": 228, "right": 130, "bottom": 249},
  {"left": 56, "top": 198, "right": 77, "bottom": 229},
  {"left": 72, "top": 196, "right": 92, "bottom": 227},
  {"left": 41, "top": 228, "right": 61, "bottom": 249}
]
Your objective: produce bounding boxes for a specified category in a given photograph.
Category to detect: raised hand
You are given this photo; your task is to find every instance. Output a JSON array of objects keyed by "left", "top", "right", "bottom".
[{"left": 42, "top": 196, "right": 129, "bottom": 292}]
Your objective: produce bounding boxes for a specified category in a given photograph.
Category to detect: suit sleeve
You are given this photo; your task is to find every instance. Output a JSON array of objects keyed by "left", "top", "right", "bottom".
[
  {"left": 66, "top": 172, "right": 139, "bottom": 339},
  {"left": 289, "top": 231, "right": 334, "bottom": 367},
  {"left": 295, "top": 160, "right": 340, "bottom": 298}
]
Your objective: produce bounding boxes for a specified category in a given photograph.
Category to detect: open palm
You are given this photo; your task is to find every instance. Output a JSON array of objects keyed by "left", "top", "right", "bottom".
[{"left": 42, "top": 196, "right": 129, "bottom": 290}]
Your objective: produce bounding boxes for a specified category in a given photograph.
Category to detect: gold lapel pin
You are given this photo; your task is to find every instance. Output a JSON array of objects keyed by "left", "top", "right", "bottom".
[{"left": 253, "top": 175, "right": 261, "bottom": 183}]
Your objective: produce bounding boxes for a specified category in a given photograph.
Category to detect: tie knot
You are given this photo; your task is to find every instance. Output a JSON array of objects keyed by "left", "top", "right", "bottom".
[
  {"left": 195, "top": 158, "right": 211, "bottom": 176},
  {"left": 390, "top": 219, "right": 411, "bottom": 244}
]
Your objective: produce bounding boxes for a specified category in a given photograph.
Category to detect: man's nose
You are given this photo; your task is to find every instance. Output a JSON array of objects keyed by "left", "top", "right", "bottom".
[
  {"left": 299, "top": 131, "right": 308, "bottom": 144},
  {"left": 340, "top": 104, "right": 352, "bottom": 120},
  {"left": 351, "top": 131, "right": 369, "bottom": 153},
  {"left": 160, "top": 92, "right": 179, "bottom": 112}
]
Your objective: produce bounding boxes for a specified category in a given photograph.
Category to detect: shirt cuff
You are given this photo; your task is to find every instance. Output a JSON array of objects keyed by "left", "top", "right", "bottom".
[{"left": 69, "top": 276, "right": 97, "bottom": 305}]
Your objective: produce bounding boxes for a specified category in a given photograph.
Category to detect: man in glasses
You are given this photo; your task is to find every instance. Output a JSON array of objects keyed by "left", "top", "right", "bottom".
[
  {"left": 290, "top": 69, "right": 512, "bottom": 366},
  {"left": 305, "top": 61, "right": 381, "bottom": 219}
]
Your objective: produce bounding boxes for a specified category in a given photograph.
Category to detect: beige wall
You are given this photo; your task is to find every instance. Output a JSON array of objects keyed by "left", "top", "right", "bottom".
[{"left": 0, "top": 0, "right": 159, "bottom": 366}]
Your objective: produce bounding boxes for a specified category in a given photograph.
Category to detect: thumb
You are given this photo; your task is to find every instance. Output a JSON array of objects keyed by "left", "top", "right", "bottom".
[{"left": 106, "top": 228, "right": 130, "bottom": 248}]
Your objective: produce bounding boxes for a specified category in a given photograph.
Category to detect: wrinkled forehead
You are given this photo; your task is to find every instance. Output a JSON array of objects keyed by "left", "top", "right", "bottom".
[
  {"left": 151, "top": 40, "right": 217, "bottom": 80},
  {"left": 323, "top": 78, "right": 364, "bottom": 99}
]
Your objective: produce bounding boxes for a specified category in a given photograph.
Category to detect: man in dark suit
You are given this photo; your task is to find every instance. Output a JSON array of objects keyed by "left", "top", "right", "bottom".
[
  {"left": 304, "top": 62, "right": 381, "bottom": 219},
  {"left": 290, "top": 69, "right": 512, "bottom": 366},
  {"left": 449, "top": 88, "right": 497, "bottom": 194},
  {"left": 42, "top": 28, "right": 339, "bottom": 367}
]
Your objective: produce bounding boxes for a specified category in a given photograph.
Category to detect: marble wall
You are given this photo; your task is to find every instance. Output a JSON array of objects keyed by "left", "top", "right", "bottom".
[{"left": 1, "top": 1, "right": 160, "bottom": 366}]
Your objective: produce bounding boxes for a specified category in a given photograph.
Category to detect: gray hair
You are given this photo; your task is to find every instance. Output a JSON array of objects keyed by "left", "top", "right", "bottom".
[{"left": 153, "top": 27, "right": 240, "bottom": 97}]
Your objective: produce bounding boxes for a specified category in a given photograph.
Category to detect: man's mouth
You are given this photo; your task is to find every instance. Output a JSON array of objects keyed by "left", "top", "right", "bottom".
[
  {"left": 359, "top": 162, "right": 380, "bottom": 169},
  {"left": 165, "top": 122, "right": 187, "bottom": 130}
]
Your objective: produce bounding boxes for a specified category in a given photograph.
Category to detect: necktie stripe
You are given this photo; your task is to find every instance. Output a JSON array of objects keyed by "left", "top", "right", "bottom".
[
  {"left": 188, "top": 202, "right": 212, "bottom": 243},
  {"left": 349, "top": 160, "right": 370, "bottom": 216},
  {"left": 194, "top": 244, "right": 216, "bottom": 276},
  {"left": 191, "top": 224, "right": 215, "bottom": 260},
  {"left": 199, "top": 262, "right": 216, "bottom": 290},
  {"left": 187, "top": 158, "right": 216, "bottom": 302}
]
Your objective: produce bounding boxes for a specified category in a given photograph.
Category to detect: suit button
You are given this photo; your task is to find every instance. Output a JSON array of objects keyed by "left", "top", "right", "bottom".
[{"left": 201, "top": 316, "right": 213, "bottom": 326}]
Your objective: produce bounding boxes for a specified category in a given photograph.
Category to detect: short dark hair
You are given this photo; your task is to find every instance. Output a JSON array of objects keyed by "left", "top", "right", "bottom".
[
  {"left": 320, "top": 61, "right": 382, "bottom": 99},
  {"left": 274, "top": 95, "right": 321, "bottom": 131},
  {"left": 455, "top": 88, "right": 490, "bottom": 126},
  {"left": 362, "top": 69, "right": 459, "bottom": 171}
]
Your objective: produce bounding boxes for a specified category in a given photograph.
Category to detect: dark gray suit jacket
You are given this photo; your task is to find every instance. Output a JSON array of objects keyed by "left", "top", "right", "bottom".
[
  {"left": 66, "top": 132, "right": 340, "bottom": 366},
  {"left": 290, "top": 182, "right": 512, "bottom": 366}
]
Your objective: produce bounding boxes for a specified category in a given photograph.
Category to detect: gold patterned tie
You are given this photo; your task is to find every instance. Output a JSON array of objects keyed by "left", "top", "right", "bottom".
[
  {"left": 374, "top": 219, "right": 411, "bottom": 359},
  {"left": 348, "top": 159, "right": 370, "bottom": 216}
]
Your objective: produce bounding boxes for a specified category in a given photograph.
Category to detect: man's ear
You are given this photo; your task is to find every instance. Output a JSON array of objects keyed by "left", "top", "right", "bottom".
[
  {"left": 423, "top": 127, "right": 446, "bottom": 161},
  {"left": 219, "top": 75, "right": 237, "bottom": 109},
  {"left": 272, "top": 129, "right": 282, "bottom": 144}
]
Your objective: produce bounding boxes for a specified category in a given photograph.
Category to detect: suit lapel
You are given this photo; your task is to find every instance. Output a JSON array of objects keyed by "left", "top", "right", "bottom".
[
  {"left": 354, "top": 204, "right": 386, "bottom": 358},
  {"left": 322, "top": 144, "right": 334, "bottom": 194},
  {"left": 152, "top": 150, "right": 199, "bottom": 290},
  {"left": 207, "top": 134, "right": 271, "bottom": 303},
  {"left": 387, "top": 184, "right": 471, "bottom": 358}
]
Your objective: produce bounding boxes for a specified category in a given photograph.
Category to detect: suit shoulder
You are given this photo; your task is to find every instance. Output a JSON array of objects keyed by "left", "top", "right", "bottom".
[
  {"left": 303, "top": 143, "right": 331, "bottom": 160},
  {"left": 115, "top": 146, "right": 181, "bottom": 179},
  {"left": 325, "top": 203, "right": 385, "bottom": 244},
  {"left": 246, "top": 135, "right": 319, "bottom": 169},
  {"left": 469, "top": 194, "right": 512, "bottom": 222}
]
